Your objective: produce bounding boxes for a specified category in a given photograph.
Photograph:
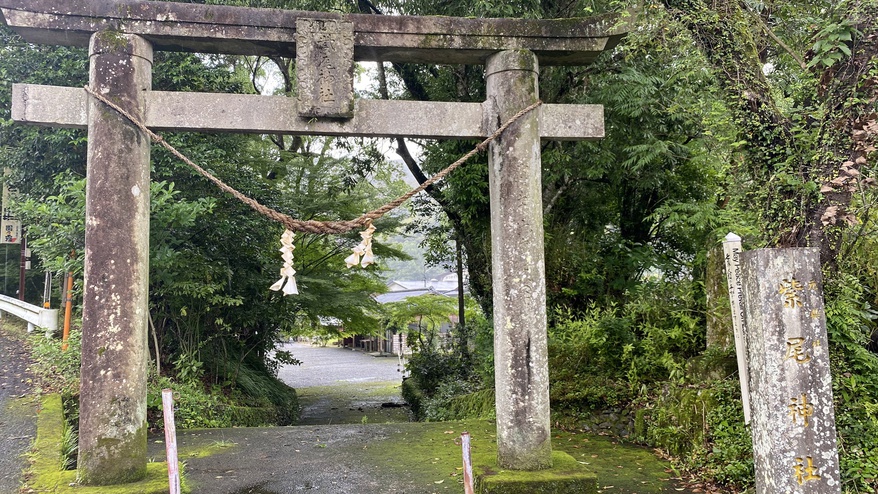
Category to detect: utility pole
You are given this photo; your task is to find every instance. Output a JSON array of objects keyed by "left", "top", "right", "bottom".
[{"left": 18, "top": 234, "right": 25, "bottom": 300}]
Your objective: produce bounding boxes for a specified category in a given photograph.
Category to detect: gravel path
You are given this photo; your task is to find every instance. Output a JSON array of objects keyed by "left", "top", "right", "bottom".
[
  {"left": 276, "top": 342, "right": 411, "bottom": 425},
  {"left": 0, "top": 323, "right": 38, "bottom": 493},
  {"left": 277, "top": 342, "right": 404, "bottom": 388}
]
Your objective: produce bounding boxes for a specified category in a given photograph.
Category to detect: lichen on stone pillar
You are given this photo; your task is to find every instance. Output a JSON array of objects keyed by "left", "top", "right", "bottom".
[
  {"left": 78, "top": 31, "right": 153, "bottom": 486},
  {"left": 486, "top": 48, "right": 552, "bottom": 471}
]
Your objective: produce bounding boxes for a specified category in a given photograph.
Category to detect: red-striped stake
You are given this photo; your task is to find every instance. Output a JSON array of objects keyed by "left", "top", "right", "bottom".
[
  {"left": 461, "top": 432, "right": 474, "bottom": 494},
  {"left": 162, "top": 389, "right": 181, "bottom": 494}
]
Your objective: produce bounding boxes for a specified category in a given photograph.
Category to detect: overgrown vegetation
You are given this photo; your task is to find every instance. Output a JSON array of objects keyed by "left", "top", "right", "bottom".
[
  {"left": 385, "top": 0, "right": 878, "bottom": 491},
  {"left": 28, "top": 328, "right": 297, "bottom": 444}
]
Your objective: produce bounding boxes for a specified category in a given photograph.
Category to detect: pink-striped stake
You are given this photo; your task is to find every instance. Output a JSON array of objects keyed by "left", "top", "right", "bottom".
[
  {"left": 162, "top": 389, "right": 181, "bottom": 494},
  {"left": 461, "top": 432, "right": 474, "bottom": 494}
]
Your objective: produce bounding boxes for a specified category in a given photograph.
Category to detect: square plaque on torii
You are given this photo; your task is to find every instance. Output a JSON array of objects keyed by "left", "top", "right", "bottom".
[{"left": 296, "top": 18, "right": 355, "bottom": 119}]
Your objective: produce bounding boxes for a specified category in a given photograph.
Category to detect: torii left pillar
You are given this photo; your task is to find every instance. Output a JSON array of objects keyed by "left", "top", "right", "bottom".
[{"left": 78, "top": 32, "right": 152, "bottom": 485}]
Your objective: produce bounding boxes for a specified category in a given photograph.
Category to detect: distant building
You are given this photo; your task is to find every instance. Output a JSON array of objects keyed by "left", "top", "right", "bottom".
[
  {"left": 380, "top": 271, "right": 465, "bottom": 297},
  {"left": 342, "top": 272, "right": 467, "bottom": 355}
]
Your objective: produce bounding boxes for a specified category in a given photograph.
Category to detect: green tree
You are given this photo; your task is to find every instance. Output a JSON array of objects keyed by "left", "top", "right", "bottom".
[
  {"left": 0, "top": 16, "right": 408, "bottom": 403},
  {"left": 357, "top": 0, "right": 730, "bottom": 315},
  {"left": 384, "top": 293, "right": 458, "bottom": 349},
  {"left": 655, "top": 0, "right": 878, "bottom": 267}
]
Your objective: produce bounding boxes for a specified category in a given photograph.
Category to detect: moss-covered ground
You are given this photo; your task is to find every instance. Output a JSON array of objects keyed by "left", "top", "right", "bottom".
[
  {"left": 360, "top": 420, "right": 693, "bottom": 493},
  {"left": 24, "top": 394, "right": 187, "bottom": 494},
  {"left": 140, "top": 419, "right": 695, "bottom": 493},
  {"left": 296, "top": 380, "right": 411, "bottom": 425},
  {"left": 21, "top": 377, "right": 691, "bottom": 492},
  {"left": 552, "top": 430, "right": 686, "bottom": 493}
]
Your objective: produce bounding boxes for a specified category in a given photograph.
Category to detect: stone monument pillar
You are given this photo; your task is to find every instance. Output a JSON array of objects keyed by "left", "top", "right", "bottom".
[
  {"left": 78, "top": 32, "right": 152, "bottom": 485},
  {"left": 741, "top": 248, "right": 841, "bottom": 493},
  {"left": 486, "top": 49, "right": 552, "bottom": 470}
]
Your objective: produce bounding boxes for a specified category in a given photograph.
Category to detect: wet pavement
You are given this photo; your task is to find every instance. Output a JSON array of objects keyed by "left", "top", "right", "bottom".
[
  {"left": 147, "top": 420, "right": 700, "bottom": 494},
  {"left": 277, "top": 341, "right": 404, "bottom": 388},
  {"left": 0, "top": 323, "right": 38, "bottom": 493},
  {"left": 148, "top": 422, "right": 462, "bottom": 494},
  {"left": 5, "top": 338, "right": 698, "bottom": 493},
  {"left": 152, "top": 343, "right": 698, "bottom": 494},
  {"left": 277, "top": 342, "right": 410, "bottom": 425},
  {"left": 146, "top": 343, "right": 426, "bottom": 493}
]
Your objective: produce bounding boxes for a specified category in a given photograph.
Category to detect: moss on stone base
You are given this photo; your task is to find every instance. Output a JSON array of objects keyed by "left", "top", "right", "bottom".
[
  {"left": 475, "top": 451, "right": 598, "bottom": 494},
  {"left": 27, "top": 394, "right": 187, "bottom": 494},
  {"left": 78, "top": 422, "right": 149, "bottom": 485}
]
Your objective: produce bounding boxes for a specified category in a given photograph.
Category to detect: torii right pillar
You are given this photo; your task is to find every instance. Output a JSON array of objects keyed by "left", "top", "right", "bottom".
[{"left": 486, "top": 49, "right": 552, "bottom": 470}]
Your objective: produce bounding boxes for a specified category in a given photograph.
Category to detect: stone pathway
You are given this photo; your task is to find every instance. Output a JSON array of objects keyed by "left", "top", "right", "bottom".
[
  {"left": 276, "top": 342, "right": 410, "bottom": 425},
  {"left": 148, "top": 420, "right": 703, "bottom": 494},
  {"left": 0, "top": 323, "right": 38, "bottom": 492}
]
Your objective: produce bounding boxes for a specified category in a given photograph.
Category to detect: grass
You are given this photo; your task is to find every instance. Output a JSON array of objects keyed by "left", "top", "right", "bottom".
[
  {"left": 296, "top": 380, "right": 411, "bottom": 425},
  {"left": 358, "top": 420, "right": 690, "bottom": 493},
  {"left": 24, "top": 394, "right": 188, "bottom": 494}
]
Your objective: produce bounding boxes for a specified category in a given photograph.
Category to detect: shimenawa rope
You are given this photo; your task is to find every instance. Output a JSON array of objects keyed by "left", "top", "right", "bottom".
[{"left": 83, "top": 85, "right": 542, "bottom": 234}]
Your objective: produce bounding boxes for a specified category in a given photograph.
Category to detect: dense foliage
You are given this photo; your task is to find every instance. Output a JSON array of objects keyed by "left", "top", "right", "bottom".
[
  {"left": 375, "top": 0, "right": 877, "bottom": 491},
  {"left": 0, "top": 12, "right": 407, "bottom": 426}
]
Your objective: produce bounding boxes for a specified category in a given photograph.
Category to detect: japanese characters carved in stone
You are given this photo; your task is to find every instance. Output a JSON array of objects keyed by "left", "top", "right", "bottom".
[{"left": 296, "top": 18, "right": 354, "bottom": 119}]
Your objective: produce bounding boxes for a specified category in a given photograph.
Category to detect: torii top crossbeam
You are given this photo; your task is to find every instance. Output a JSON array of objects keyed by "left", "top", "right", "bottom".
[
  {"left": 4, "top": 0, "right": 628, "bottom": 139},
  {"left": 0, "top": 0, "right": 627, "bottom": 65}
]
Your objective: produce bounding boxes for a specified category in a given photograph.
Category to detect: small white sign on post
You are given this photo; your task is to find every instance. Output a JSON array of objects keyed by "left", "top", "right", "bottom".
[
  {"left": 722, "top": 232, "right": 751, "bottom": 424},
  {"left": 1, "top": 182, "right": 21, "bottom": 244}
]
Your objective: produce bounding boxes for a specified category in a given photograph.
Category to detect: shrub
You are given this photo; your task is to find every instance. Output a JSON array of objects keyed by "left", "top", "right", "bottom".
[
  {"left": 421, "top": 379, "right": 491, "bottom": 421},
  {"left": 406, "top": 345, "right": 469, "bottom": 397},
  {"left": 824, "top": 274, "right": 878, "bottom": 493},
  {"left": 29, "top": 330, "right": 82, "bottom": 396}
]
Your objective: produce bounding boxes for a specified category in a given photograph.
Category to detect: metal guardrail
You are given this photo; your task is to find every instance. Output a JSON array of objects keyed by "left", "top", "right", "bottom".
[{"left": 0, "top": 293, "right": 59, "bottom": 335}]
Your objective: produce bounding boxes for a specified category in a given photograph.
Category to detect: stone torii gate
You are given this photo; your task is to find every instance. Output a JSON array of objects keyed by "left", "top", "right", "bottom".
[{"left": 1, "top": 0, "right": 628, "bottom": 485}]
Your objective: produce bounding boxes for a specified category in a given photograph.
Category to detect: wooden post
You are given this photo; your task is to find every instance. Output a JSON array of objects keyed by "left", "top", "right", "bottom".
[
  {"left": 486, "top": 49, "right": 552, "bottom": 470},
  {"left": 61, "top": 272, "right": 72, "bottom": 351},
  {"left": 741, "top": 248, "right": 840, "bottom": 493},
  {"left": 42, "top": 271, "right": 51, "bottom": 308},
  {"left": 18, "top": 235, "right": 25, "bottom": 301},
  {"left": 722, "top": 233, "right": 751, "bottom": 424},
  {"left": 461, "top": 432, "right": 474, "bottom": 494},
  {"left": 77, "top": 32, "right": 152, "bottom": 485},
  {"left": 162, "top": 389, "right": 181, "bottom": 494}
]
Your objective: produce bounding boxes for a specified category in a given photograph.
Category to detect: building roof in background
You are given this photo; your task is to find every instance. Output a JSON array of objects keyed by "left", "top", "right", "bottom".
[
  {"left": 386, "top": 272, "right": 466, "bottom": 293},
  {"left": 374, "top": 288, "right": 435, "bottom": 304},
  {"left": 376, "top": 272, "right": 467, "bottom": 304}
]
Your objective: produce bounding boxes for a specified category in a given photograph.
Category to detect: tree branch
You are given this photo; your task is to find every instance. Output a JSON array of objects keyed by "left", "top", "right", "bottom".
[
  {"left": 747, "top": 7, "right": 807, "bottom": 69},
  {"left": 375, "top": 61, "right": 442, "bottom": 197},
  {"left": 544, "top": 176, "right": 573, "bottom": 216}
]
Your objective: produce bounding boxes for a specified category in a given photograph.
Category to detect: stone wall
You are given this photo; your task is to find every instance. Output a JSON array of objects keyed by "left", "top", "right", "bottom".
[{"left": 575, "top": 408, "right": 636, "bottom": 437}]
